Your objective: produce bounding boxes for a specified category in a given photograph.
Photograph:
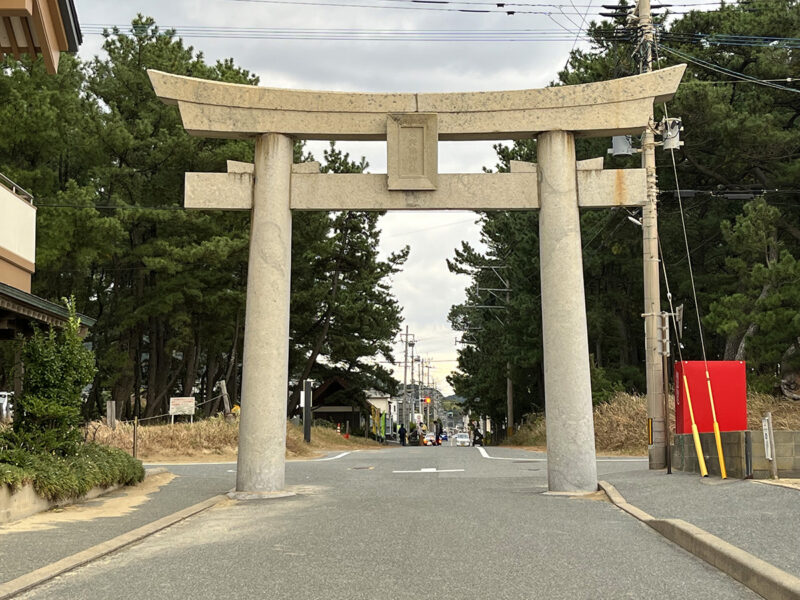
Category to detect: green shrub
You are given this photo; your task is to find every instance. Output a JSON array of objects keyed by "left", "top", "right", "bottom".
[
  {"left": 0, "top": 300, "right": 143, "bottom": 502},
  {"left": 0, "top": 462, "right": 32, "bottom": 493},
  {"left": 12, "top": 299, "right": 96, "bottom": 456},
  {"left": 0, "top": 443, "right": 144, "bottom": 502}
]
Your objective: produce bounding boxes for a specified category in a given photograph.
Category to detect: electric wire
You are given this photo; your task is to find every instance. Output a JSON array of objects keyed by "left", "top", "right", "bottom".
[
  {"left": 661, "top": 45, "right": 800, "bottom": 93},
  {"left": 224, "top": 0, "right": 724, "bottom": 12},
  {"left": 664, "top": 118, "right": 710, "bottom": 366},
  {"left": 80, "top": 23, "right": 800, "bottom": 49},
  {"left": 656, "top": 229, "right": 685, "bottom": 364},
  {"left": 564, "top": 0, "right": 595, "bottom": 69},
  {"left": 652, "top": 37, "right": 711, "bottom": 367},
  {"left": 305, "top": 0, "right": 733, "bottom": 7},
  {"left": 82, "top": 24, "right": 621, "bottom": 39},
  {"left": 223, "top": 0, "right": 608, "bottom": 15}
]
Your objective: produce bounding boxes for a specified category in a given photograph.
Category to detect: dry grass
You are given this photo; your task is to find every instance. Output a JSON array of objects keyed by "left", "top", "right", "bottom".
[
  {"left": 506, "top": 390, "right": 800, "bottom": 456},
  {"left": 746, "top": 392, "right": 800, "bottom": 430},
  {"left": 88, "top": 416, "right": 381, "bottom": 462},
  {"left": 592, "top": 392, "right": 649, "bottom": 455}
]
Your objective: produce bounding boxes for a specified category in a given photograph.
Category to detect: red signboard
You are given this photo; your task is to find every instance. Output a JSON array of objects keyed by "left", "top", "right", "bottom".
[{"left": 674, "top": 361, "right": 747, "bottom": 434}]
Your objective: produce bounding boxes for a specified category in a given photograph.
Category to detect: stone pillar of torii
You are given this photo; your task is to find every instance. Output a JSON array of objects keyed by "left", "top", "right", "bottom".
[{"left": 149, "top": 65, "right": 685, "bottom": 495}]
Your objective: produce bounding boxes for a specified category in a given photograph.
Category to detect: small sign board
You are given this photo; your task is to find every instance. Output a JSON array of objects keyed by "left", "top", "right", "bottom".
[
  {"left": 762, "top": 417, "right": 773, "bottom": 461},
  {"left": 170, "top": 397, "right": 196, "bottom": 416}
]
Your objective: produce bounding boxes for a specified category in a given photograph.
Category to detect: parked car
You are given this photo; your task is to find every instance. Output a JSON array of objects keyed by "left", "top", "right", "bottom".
[
  {"left": 454, "top": 433, "right": 470, "bottom": 447},
  {"left": 440, "top": 431, "right": 448, "bottom": 442},
  {"left": 423, "top": 432, "right": 437, "bottom": 446},
  {"left": 0, "top": 391, "right": 13, "bottom": 421}
]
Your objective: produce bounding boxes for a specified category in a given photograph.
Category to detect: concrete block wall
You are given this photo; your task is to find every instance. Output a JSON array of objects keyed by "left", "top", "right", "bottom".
[{"left": 671, "top": 430, "right": 800, "bottom": 479}]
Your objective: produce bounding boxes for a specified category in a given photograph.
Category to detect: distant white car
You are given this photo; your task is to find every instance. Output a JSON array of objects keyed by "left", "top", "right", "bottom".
[
  {"left": 0, "top": 391, "right": 13, "bottom": 421},
  {"left": 455, "top": 433, "right": 470, "bottom": 447}
]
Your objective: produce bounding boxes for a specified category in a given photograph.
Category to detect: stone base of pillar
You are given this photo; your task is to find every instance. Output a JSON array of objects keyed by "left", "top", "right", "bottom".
[
  {"left": 227, "top": 490, "right": 297, "bottom": 501},
  {"left": 649, "top": 445, "right": 667, "bottom": 469}
]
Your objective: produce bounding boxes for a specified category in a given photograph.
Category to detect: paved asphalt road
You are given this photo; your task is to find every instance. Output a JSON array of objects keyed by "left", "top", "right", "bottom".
[
  {"left": 19, "top": 447, "right": 759, "bottom": 599},
  {"left": 0, "top": 463, "right": 235, "bottom": 583}
]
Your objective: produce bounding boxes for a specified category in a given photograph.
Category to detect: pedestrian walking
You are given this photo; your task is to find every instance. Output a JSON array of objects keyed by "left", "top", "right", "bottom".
[{"left": 399, "top": 424, "right": 407, "bottom": 446}]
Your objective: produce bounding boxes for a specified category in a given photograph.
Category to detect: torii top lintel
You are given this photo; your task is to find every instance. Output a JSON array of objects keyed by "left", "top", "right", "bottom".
[{"left": 148, "top": 65, "right": 686, "bottom": 142}]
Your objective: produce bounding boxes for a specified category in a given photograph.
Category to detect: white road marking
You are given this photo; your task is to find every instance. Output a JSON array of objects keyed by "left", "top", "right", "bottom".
[
  {"left": 144, "top": 461, "right": 237, "bottom": 466},
  {"left": 311, "top": 451, "right": 354, "bottom": 462},
  {"left": 476, "top": 447, "right": 545, "bottom": 462},
  {"left": 476, "top": 447, "right": 647, "bottom": 463},
  {"left": 393, "top": 468, "right": 466, "bottom": 474}
]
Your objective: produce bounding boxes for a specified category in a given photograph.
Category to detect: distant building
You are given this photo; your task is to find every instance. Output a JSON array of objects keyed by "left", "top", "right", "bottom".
[
  {"left": 0, "top": 2, "right": 85, "bottom": 408},
  {"left": 0, "top": 174, "right": 94, "bottom": 400},
  {"left": 0, "top": 0, "right": 82, "bottom": 74}
]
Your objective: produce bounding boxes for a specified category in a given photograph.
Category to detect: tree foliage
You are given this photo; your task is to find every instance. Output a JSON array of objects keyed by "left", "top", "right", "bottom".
[
  {"left": 0, "top": 16, "right": 403, "bottom": 422},
  {"left": 449, "top": 0, "right": 800, "bottom": 423},
  {"left": 4, "top": 300, "right": 95, "bottom": 455}
]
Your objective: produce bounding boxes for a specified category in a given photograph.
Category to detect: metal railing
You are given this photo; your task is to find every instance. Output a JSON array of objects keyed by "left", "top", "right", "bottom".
[{"left": 0, "top": 172, "right": 34, "bottom": 204}]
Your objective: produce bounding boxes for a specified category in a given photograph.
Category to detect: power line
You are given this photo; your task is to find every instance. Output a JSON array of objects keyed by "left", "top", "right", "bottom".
[
  {"left": 661, "top": 45, "right": 800, "bottom": 93},
  {"left": 82, "top": 24, "right": 617, "bottom": 41},
  {"left": 658, "top": 31, "right": 800, "bottom": 48},
  {"left": 81, "top": 23, "right": 800, "bottom": 47},
  {"left": 223, "top": 0, "right": 602, "bottom": 15},
  {"left": 225, "top": 0, "right": 725, "bottom": 11}
]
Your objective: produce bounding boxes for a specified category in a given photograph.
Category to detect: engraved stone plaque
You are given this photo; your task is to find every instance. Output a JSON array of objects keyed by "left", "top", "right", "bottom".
[{"left": 387, "top": 113, "right": 438, "bottom": 191}]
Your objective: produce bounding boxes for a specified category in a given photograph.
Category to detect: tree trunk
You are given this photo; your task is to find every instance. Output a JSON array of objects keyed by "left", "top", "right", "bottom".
[
  {"left": 735, "top": 281, "right": 773, "bottom": 361},
  {"left": 144, "top": 317, "right": 159, "bottom": 418},
  {"left": 205, "top": 354, "right": 219, "bottom": 417},
  {"left": 183, "top": 336, "right": 198, "bottom": 396},
  {"left": 224, "top": 310, "right": 241, "bottom": 407},
  {"left": 723, "top": 330, "right": 744, "bottom": 361}
]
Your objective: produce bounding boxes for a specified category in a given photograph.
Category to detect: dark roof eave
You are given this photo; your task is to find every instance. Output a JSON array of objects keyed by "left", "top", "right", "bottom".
[
  {"left": 0, "top": 281, "right": 96, "bottom": 328},
  {"left": 57, "top": 0, "right": 82, "bottom": 52}
]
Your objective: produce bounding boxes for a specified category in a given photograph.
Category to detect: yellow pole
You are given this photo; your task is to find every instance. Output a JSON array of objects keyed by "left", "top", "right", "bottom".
[
  {"left": 682, "top": 373, "right": 708, "bottom": 477},
  {"left": 705, "top": 370, "right": 727, "bottom": 479}
]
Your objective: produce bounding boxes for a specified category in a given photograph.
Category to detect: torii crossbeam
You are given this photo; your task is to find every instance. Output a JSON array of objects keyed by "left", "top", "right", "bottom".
[{"left": 150, "top": 65, "right": 685, "bottom": 495}]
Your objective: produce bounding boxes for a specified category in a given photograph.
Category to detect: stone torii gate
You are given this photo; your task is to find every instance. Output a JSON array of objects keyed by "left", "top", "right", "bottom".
[{"left": 149, "top": 65, "right": 685, "bottom": 495}]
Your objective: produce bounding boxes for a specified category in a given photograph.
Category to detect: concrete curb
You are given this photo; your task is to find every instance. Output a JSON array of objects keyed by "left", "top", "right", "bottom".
[
  {"left": 0, "top": 493, "right": 226, "bottom": 599},
  {"left": 0, "top": 468, "right": 167, "bottom": 526},
  {"left": 598, "top": 480, "right": 800, "bottom": 600}
]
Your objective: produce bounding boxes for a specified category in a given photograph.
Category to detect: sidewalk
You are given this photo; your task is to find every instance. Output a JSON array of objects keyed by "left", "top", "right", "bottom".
[
  {"left": 0, "top": 463, "right": 234, "bottom": 586},
  {"left": 603, "top": 469, "right": 800, "bottom": 580}
]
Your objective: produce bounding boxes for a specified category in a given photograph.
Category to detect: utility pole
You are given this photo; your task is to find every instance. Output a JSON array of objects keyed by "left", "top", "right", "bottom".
[
  {"left": 402, "top": 326, "right": 410, "bottom": 430},
  {"left": 635, "top": 0, "right": 666, "bottom": 469},
  {"left": 506, "top": 289, "right": 513, "bottom": 436},
  {"left": 474, "top": 265, "right": 514, "bottom": 437},
  {"left": 418, "top": 357, "right": 424, "bottom": 427},
  {"left": 409, "top": 337, "right": 416, "bottom": 425}
]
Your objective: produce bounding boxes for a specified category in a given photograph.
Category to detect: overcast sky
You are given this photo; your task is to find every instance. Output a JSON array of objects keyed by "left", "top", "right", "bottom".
[{"left": 72, "top": 0, "right": 619, "bottom": 394}]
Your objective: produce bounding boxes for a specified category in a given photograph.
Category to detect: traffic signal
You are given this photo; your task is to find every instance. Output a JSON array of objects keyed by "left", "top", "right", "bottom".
[{"left": 425, "top": 397, "right": 431, "bottom": 403}]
